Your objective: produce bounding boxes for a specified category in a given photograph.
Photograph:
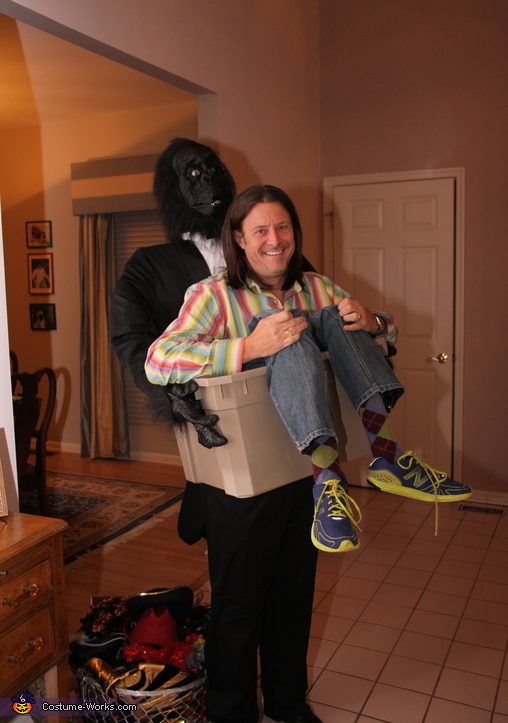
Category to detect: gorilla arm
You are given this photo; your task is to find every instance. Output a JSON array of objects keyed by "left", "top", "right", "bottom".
[{"left": 110, "top": 242, "right": 227, "bottom": 447}]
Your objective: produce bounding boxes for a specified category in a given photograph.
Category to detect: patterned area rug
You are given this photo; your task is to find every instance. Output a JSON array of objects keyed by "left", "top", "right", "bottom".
[{"left": 20, "top": 472, "right": 183, "bottom": 564}]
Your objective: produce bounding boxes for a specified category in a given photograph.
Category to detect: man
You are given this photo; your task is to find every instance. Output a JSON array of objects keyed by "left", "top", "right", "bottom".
[{"left": 145, "top": 184, "right": 471, "bottom": 723}]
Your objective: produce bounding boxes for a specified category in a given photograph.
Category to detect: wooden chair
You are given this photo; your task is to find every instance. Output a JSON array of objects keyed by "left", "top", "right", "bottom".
[{"left": 11, "top": 367, "right": 57, "bottom": 515}]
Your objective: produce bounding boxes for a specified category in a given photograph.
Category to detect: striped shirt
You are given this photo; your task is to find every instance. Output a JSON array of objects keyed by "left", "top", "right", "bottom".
[{"left": 145, "top": 270, "right": 397, "bottom": 385}]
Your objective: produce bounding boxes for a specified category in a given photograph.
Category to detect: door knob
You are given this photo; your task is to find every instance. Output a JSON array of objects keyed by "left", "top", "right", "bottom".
[{"left": 426, "top": 352, "right": 449, "bottom": 364}]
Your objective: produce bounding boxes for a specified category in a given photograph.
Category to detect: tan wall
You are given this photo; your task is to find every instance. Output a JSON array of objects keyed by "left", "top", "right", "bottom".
[
  {"left": 1, "top": 0, "right": 321, "bottom": 457},
  {"left": 0, "top": 103, "right": 198, "bottom": 451},
  {"left": 319, "top": 0, "right": 508, "bottom": 490}
]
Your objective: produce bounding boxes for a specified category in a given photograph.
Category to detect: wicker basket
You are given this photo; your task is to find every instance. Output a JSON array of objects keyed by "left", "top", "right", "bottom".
[{"left": 77, "top": 673, "right": 207, "bottom": 723}]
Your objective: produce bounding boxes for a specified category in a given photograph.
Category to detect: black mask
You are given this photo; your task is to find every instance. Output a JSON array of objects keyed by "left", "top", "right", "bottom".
[{"left": 172, "top": 147, "right": 226, "bottom": 216}]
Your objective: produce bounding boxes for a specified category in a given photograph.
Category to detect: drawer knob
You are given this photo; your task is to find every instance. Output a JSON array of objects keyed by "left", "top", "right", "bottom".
[
  {"left": 2, "top": 583, "right": 41, "bottom": 609},
  {"left": 7, "top": 637, "right": 45, "bottom": 665}
]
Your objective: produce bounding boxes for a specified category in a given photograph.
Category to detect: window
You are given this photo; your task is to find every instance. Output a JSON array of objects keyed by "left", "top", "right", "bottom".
[{"left": 114, "top": 210, "right": 165, "bottom": 425}]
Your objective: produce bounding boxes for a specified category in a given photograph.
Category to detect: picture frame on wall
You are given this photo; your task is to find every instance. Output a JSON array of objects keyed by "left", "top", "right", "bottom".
[
  {"left": 28, "top": 253, "right": 54, "bottom": 295},
  {"left": 26, "top": 220, "right": 52, "bottom": 248},
  {"left": 29, "top": 303, "right": 57, "bottom": 331}
]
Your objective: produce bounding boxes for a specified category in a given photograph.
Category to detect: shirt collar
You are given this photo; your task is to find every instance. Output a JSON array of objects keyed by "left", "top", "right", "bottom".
[{"left": 246, "top": 276, "right": 304, "bottom": 298}]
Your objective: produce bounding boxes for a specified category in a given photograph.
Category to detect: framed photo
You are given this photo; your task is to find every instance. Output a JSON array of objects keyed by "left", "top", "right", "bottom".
[
  {"left": 28, "top": 253, "right": 54, "bottom": 295},
  {"left": 30, "top": 303, "right": 57, "bottom": 331},
  {"left": 0, "top": 458, "right": 7, "bottom": 517},
  {"left": 26, "top": 220, "right": 52, "bottom": 248}
]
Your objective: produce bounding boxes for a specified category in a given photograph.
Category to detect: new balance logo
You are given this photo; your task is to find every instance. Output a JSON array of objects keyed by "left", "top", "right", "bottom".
[{"left": 403, "top": 467, "right": 429, "bottom": 489}]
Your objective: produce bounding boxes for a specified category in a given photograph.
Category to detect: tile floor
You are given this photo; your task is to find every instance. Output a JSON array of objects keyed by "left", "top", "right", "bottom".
[{"left": 263, "top": 485, "right": 508, "bottom": 723}]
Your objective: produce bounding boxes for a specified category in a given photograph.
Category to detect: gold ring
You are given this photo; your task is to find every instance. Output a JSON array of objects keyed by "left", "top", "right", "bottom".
[{"left": 284, "top": 328, "right": 292, "bottom": 338}]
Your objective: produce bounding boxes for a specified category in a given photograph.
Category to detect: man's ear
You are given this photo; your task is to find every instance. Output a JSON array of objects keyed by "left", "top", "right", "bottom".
[{"left": 233, "top": 230, "right": 244, "bottom": 247}]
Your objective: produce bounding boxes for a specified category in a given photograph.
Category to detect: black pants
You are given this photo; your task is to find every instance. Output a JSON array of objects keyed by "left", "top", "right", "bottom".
[{"left": 196, "top": 477, "right": 317, "bottom": 723}]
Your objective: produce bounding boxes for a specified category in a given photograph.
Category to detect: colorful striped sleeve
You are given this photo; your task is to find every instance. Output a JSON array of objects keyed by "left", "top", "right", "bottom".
[{"left": 145, "top": 281, "right": 246, "bottom": 385}]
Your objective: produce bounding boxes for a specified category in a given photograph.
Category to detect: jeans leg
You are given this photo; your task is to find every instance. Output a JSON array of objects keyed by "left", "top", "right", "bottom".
[
  {"left": 309, "top": 305, "right": 405, "bottom": 412},
  {"left": 248, "top": 310, "right": 336, "bottom": 452}
]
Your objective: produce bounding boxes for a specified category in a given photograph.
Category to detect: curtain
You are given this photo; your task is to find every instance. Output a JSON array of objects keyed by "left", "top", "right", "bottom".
[{"left": 80, "top": 214, "right": 130, "bottom": 459}]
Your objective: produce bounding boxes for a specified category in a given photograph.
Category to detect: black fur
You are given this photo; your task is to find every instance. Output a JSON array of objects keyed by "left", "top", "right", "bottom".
[
  {"left": 145, "top": 138, "right": 236, "bottom": 446},
  {"left": 154, "top": 137, "right": 236, "bottom": 243}
]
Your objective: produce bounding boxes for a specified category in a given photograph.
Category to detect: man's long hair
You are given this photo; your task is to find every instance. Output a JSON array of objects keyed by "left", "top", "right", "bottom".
[{"left": 222, "top": 185, "right": 304, "bottom": 290}]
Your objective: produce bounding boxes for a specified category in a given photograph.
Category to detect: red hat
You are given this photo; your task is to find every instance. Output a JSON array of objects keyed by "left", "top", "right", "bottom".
[{"left": 125, "top": 606, "right": 180, "bottom": 648}]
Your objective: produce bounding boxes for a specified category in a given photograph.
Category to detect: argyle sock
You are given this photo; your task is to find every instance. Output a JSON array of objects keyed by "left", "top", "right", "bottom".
[
  {"left": 358, "top": 393, "right": 403, "bottom": 464},
  {"left": 308, "top": 435, "right": 345, "bottom": 487}
]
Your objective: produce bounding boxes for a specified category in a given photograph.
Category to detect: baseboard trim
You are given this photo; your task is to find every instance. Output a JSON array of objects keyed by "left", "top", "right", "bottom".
[
  {"left": 469, "top": 490, "right": 508, "bottom": 508},
  {"left": 47, "top": 441, "right": 183, "bottom": 467}
]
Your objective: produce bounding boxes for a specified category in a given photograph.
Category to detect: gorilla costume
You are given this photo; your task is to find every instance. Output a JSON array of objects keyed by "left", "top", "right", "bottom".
[{"left": 110, "top": 137, "right": 236, "bottom": 448}]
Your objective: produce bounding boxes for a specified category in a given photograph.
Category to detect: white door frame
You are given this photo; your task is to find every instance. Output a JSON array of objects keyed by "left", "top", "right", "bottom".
[{"left": 323, "top": 168, "right": 465, "bottom": 480}]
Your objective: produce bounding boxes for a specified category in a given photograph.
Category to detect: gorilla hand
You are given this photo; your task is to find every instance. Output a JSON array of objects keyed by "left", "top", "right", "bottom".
[{"left": 165, "top": 381, "right": 228, "bottom": 449}]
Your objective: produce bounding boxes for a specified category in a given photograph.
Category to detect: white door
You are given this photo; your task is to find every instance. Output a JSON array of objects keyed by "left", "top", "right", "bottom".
[{"left": 326, "top": 176, "right": 457, "bottom": 477}]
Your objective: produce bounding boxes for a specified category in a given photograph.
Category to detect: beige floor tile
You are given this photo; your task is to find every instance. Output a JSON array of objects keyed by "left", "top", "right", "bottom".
[
  {"left": 308, "top": 669, "right": 374, "bottom": 712},
  {"left": 330, "top": 575, "right": 381, "bottom": 600},
  {"left": 478, "top": 563, "right": 508, "bottom": 585},
  {"left": 424, "top": 697, "right": 492, "bottom": 723},
  {"left": 455, "top": 618, "right": 508, "bottom": 650},
  {"left": 383, "top": 566, "right": 432, "bottom": 589},
  {"left": 416, "top": 589, "right": 468, "bottom": 617},
  {"left": 310, "top": 612, "right": 355, "bottom": 643},
  {"left": 405, "top": 608, "right": 460, "bottom": 639},
  {"left": 434, "top": 667, "right": 498, "bottom": 709},
  {"left": 442, "top": 543, "right": 487, "bottom": 563},
  {"left": 308, "top": 702, "right": 357, "bottom": 722},
  {"left": 471, "top": 578, "right": 508, "bottom": 604},
  {"left": 357, "top": 546, "right": 403, "bottom": 566},
  {"left": 392, "top": 630, "right": 451, "bottom": 665},
  {"left": 343, "top": 621, "right": 401, "bottom": 653},
  {"left": 315, "top": 592, "right": 369, "bottom": 620},
  {"left": 358, "top": 599, "right": 414, "bottom": 629},
  {"left": 445, "top": 640, "right": 504, "bottom": 678},
  {"left": 395, "top": 551, "right": 440, "bottom": 572},
  {"left": 463, "top": 597, "right": 508, "bottom": 625},
  {"left": 405, "top": 536, "right": 448, "bottom": 557},
  {"left": 307, "top": 636, "right": 340, "bottom": 670},
  {"left": 378, "top": 654, "right": 441, "bottom": 694},
  {"left": 434, "top": 556, "right": 483, "bottom": 579},
  {"left": 451, "top": 530, "right": 494, "bottom": 549},
  {"left": 344, "top": 560, "right": 392, "bottom": 582},
  {"left": 314, "top": 569, "right": 343, "bottom": 593},
  {"left": 496, "top": 680, "right": 508, "bottom": 716},
  {"left": 327, "top": 643, "right": 389, "bottom": 680},
  {"left": 372, "top": 581, "right": 423, "bottom": 608},
  {"left": 360, "top": 682, "right": 430, "bottom": 723},
  {"left": 426, "top": 571, "right": 475, "bottom": 596},
  {"left": 367, "top": 532, "right": 411, "bottom": 551}
]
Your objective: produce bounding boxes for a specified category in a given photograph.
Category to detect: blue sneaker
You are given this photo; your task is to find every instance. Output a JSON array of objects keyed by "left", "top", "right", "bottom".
[
  {"left": 311, "top": 479, "right": 361, "bottom": 553},
  {"left": 367, "top": 451, "right": 472, "bottom": 502}
]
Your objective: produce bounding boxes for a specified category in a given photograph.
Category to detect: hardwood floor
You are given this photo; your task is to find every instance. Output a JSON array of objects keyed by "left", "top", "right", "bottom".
[{"left": 47, "top": 453, "right": 210, "bottom": 637}]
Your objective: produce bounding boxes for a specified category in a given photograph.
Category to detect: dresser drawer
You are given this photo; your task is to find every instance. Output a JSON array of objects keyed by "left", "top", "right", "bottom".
[
  {"left": 1, "top": 605, "right": 55, "bottom": 690},
  {"left": 0, "top": 559, "right": 52, "bottom": 624}
]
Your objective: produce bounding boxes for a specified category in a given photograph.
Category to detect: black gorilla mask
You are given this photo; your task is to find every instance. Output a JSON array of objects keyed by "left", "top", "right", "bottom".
[
  {"left": 172, "top": 147, "right": 228, "bottom": 217},
  {"left": 154, "top": 137, "right": 236, "bottom": 242}
]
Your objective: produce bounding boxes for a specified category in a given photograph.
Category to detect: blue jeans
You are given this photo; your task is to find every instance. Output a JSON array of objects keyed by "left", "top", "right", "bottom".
[{"left": 247, "top": 306, "right": 404, "bottom": 453}]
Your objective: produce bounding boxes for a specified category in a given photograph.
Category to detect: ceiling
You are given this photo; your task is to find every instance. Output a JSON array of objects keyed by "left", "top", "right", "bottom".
[{"left": 0, "top": 13, "right": 195, "bottom": 131}]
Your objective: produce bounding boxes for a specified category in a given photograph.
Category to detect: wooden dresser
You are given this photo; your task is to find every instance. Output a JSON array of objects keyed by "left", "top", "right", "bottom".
[{"left": 0, "top": 512, "right": 69, "bottom": 699}]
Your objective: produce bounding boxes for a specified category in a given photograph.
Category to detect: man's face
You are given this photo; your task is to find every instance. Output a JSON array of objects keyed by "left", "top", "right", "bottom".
[
  {"left": 172, "top": 146, "right": 225, "bottom": 216},
  {"left": 234, "top": 202, "right": 295, "bottom": 288}
]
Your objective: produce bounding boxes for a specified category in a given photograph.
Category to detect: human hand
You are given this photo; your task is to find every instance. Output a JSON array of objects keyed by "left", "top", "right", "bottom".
[
  {"left": 338, "top": 298, "right": 378, "bottom": 333},
  {"left": 243, "top": 310, "right": 308, "bottom": 362}
]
